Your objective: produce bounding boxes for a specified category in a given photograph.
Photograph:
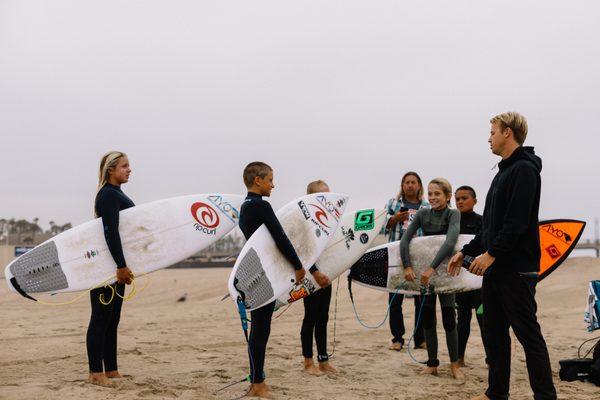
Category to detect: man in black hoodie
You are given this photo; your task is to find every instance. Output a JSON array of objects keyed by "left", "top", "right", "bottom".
[{"left": 448, "top": 112, "right": 556, "bottom": 400}]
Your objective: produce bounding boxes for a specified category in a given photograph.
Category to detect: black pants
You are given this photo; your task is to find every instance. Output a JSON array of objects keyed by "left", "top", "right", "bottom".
[
  {"left": 388, "top": 293, "right": 425, "bottom": 347},
  {"left": 248, "top": 301, "right": 275, "bottom": 384},
  {"left": 456, "top": 289, "right": 488, "bottom": 362},
  {"left": 483, "top": 271, "right": 556, "bottom": 400},
  {"left": 422, "top": 292, "right": 459, "bottom": 367},
  {"left": 86, "top": 283, "right": 125, "bottom": 373},
  {"left": 301, "top": 285, "right": 332, "bottom": 360}
]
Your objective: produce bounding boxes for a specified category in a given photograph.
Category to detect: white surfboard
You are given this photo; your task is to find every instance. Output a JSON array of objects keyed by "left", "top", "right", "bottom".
[
  {"left": 274, "top": 208, "right": 387, "bottom": 309},
  {"left": 5, "top": 194, "right": 244, "bottom": 297},
  {"left": 349, "top": 235, "right": 482, "bottom": 294},
  {"left": 228, "top": 193, "right": 349, "bottom": 311}
]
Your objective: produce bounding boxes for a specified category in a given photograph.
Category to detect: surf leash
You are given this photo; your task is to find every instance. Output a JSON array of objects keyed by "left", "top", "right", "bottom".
[
  {"left": 347, "top": 274, "right": 400, "bottom": 329},
  {"left": 406, "top": 285, "right": 429, "bottom": 365},
  {"left": 328, "top": 276, "right": 341, "bottom": 359}
]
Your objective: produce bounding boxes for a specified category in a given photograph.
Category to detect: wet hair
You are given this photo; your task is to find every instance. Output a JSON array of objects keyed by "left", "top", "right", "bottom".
[
  {"left": 398, "top": 171, "right": 424, "bottom": 202},
  {"left": 306, "top": 180, "right": 329, "bottom": 194},
  {"left": 95, "top": 151, "right": 127, "bottom": 216},
  {"left": 243, "top": 161, "right": 273, "bottom": 188},
  {"left": 490, "top": 111, "right": 528, "bottom": 145},
  {"left": 429, "top": 177, "right": 453, "bottom": 205},
  {"left": 455, "top": 185, "right": 477, "bottom": 199}
]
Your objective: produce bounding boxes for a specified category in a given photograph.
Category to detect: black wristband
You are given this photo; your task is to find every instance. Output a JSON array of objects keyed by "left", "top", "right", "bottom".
[{"left": 309, "top": 265, "right": 318, "bottom": 274}]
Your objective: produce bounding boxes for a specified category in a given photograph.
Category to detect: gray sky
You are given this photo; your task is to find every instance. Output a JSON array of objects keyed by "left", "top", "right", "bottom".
[{"left": 1, "top": 1, "right": 599, "bottom": 239}]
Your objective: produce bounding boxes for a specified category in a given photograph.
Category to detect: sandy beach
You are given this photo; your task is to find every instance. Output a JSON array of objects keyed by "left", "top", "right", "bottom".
[{"left": 1, "top": 258, "right": 599, "bottom": 400}]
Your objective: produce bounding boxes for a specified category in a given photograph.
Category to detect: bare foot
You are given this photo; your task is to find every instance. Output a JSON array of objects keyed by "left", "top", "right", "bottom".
[
  {"left": 247, "top": 382, "right": 275, "bottom": 399},
  {"left": 105, "top": 370, "right": 123, "bottom": 379},
  {"left": 470, "top": 394, "right": 490, "bottom": 400},
  {"left": 421, "top": 366, "right": 438, "bottom": 376},
  {"left": 88, "top": 372, "right": 116, "bottom": 387},
  {"left": 318, "top": 361, "right": 338, "bottom": 374},
  {"left": 303, "top": 358, "right": 323, "bottom": 376},
  {"left": 389, "top": 342, "right": 403, "bottom": 351},
  {"left": 457, "top": 358, "right": 466, "bottom": 367},
  {"left": 414, "top": 342, "right": 427, "bottom": 350},
  {"left": 450, "top": 362, "right": 465, "bottom": 381}
]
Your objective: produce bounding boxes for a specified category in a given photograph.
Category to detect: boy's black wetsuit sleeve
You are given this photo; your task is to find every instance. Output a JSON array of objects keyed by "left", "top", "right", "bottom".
[
  {"left": 95, "top": 185, "right": 135, "bottom": 269},
  {"left": 259, "top": 201, "right": 304, "bottom": 270}
]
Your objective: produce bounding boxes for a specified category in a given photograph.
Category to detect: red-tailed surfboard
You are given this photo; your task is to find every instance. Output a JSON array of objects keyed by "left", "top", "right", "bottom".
[{"left": 349, "top": 219, "right": 586, "bottom": 294}]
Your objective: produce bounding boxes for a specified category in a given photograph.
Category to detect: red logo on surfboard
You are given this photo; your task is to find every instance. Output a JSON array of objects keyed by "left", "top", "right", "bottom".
[
  {"left": 545, "top": 244, "right": 561, "bottom": 259},
  {"left": 191, "top": 202, "right": 220, "bottom": 229},
  {"left": 310, "top": 204, "right": 330, "bottom": 228}
]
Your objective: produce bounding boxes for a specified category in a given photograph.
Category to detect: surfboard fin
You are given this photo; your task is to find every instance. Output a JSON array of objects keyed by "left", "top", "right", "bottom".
[{"left": 9, "top": 277, "right": 38, "bottom": 302}]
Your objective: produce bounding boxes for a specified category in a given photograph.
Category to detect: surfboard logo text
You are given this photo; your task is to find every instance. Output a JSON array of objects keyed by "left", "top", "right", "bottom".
[
  {"left": 355, "top": 209, "right": 375, "bottom": 231},
  {"left": 341, "top": 226, "right": 355, "bottom": 249},
  {"left": 316, "top": 195, "right": 342, "bottom": 222},
  {"left": 298, "top": 201, "right": 311, "bottom": 220},
  {"left": 191, "top": 202, "right": 219, "bottom": 235},
  {"left": 540, "top": 223, "right": 573, "bottom": 244},
  {"left": 208, "top": 195, "right": 240, "bottom": 223}
]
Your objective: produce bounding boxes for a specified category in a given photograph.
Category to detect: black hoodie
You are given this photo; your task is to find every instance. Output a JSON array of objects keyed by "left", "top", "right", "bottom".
[{"left": 461, "top": 146, "right": 542, "bottom": 274}]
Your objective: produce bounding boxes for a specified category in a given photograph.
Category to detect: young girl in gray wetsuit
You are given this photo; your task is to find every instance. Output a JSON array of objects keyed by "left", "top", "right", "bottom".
[{"left": 400, "top": 178, "right": 464, "bottom": 380}]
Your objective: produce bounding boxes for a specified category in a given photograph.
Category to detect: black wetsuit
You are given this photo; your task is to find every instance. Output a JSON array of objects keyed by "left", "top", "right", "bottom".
[
  {"left": 238, "top": 192, "right": 302, "bottom": 384},
  {"left": 301, "top": 281, "right": 332, "bottom": 362},
  {"left": 455, "top": 211, "right": 487, "bottom": 362},
  {"left": 87, "top": 183, "right": 134, "bottom": 373},
  {"left": 462, "top": 147, "right": 556, "bottom": 400}
]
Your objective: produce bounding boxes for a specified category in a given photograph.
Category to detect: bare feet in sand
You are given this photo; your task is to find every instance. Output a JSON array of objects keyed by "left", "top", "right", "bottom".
[
  {"left": 303, "top": 358, "right": 323, "bottom": 376},
  {"left": 247, "top": 382, "right": 275, "bottom": 399},
  {"left": 389, "top": 342, "right": 403, "bottom": 351},
  {"left": 318, "top": 361, "right": 338, "bottom": 374},
  {"left": 421, "top": 366, "right": 438, "bottom": 376},
  {"left": 450, "top": 362, "right": 465, "bottom": 381},
  {"left": 470, "top": 394, "right": 490, "bottom": 400},
  {"left": 457, "top": 357, "right": 466, "bottom": 367},
  {"left": 105, "top": 370, "right": 123, "bottom": 379},
  {"left": 88, "top": 372, "right": 115, "bottom": 387}
]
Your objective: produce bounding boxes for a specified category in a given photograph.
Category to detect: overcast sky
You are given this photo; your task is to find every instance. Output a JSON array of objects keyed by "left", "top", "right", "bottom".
[{"left": 1, "top": 1, "right": 599, "bottom": 239}]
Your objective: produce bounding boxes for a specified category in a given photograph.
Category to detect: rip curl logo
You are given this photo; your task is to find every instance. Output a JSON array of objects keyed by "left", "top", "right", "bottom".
[
  {"left": 191, "top": 202, "right": 219, "bottom": 235},
  {"left": 310, "top": 204, "right": 330, "bottom": 228}
]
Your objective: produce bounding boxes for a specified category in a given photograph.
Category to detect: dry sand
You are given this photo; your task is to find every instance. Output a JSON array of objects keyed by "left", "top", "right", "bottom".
[{"left": 1, "top": 258, "right": 600, "bottom": 400}]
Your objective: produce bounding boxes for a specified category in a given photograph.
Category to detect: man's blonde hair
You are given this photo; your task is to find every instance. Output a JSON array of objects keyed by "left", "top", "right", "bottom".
[
  {"left": 306, "top": 180, "right": 329, "bottom": 194},
  {"left": 490, "top": 111, "right": 528, "bottom": 145}
]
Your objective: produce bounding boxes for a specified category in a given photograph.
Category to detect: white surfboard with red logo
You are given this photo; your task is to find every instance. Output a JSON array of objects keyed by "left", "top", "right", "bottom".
[
  {"left": 5, "top": 194, "right": 244, "bottom": 297},
  {"left": 228, "top": 192, "right": 349, "bottom": 311}
]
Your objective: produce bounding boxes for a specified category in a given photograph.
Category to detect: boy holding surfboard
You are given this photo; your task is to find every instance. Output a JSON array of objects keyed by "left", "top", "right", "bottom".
[{"left": 238, "top": 161, "right": 306, "bottom": 399}]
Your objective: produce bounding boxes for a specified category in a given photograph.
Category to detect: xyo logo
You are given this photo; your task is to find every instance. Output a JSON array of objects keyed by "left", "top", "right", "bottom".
[
  {"left": 191, "top": 202, "right": 219, "bottom": 235},
  {"left": 208, "top": 195, "right": 239, "bottom": 223}
]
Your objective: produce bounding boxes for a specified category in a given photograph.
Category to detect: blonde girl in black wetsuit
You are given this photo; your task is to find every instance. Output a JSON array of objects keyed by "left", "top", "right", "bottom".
[
  {"left": 400, "top": 178, "right": 465, "bottom": 380},
  {"left": 87, "top": 151, "right": 135, "bottom": 387}
]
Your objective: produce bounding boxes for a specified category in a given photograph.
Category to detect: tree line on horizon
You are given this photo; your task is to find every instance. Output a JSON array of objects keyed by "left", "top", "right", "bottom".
[{"left": 0, "top": 218, "right": 73, "bottom": 243}]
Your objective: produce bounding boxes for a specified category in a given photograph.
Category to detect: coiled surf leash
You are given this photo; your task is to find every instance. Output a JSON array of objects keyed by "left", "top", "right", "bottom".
[{"left": 21, "top": 274, "right": 151, "bottom": 306}]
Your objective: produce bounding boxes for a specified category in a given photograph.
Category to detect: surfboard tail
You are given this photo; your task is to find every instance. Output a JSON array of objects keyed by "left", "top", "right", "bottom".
[{"left": 538, "top": 219, "right": 586, "bottom": 281}]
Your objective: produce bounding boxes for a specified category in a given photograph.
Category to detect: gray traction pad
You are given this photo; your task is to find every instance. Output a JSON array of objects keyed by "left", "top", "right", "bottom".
[
  {"left": 10, "top": 241, "right": 68, "bottom": 293},
  {"left": 234, "top": 248, "right": 274, "bottom": 309}
]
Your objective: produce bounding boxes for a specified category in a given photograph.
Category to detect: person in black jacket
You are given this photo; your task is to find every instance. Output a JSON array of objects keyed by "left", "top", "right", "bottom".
[
  {"left": 453, "top": 185, "right": 487, "bottom": 367},
  {"left": 87, "top": 151, "right": 135, "bottom": 387},
  {"left": 239, "top": 161, "right": 306, "bottom": 399},
  {"left": 448, "top": 112, "right": 557, "bottom": 400}
]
